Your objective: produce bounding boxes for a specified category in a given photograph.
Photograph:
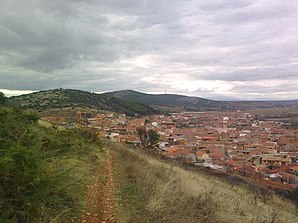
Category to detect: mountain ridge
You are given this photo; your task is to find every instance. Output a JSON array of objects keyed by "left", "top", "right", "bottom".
[
  {"left": 8, "top": 88, "right": 159, "bottom": 116},
  {"left": 101, "top": 89, "right": 229, "bottom": 111},
  {"left": 6, "top": 88, "right": 298, "bottom": 115}
]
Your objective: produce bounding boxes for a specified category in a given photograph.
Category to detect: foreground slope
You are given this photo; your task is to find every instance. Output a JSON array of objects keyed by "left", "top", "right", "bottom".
[
  {"left": 8, "top": 89, "right": 159, "bottom": 116},
  {"left": 0, "top": 107, "right": 105, "bottom": 222},
  {"left": 109, "top": 142, "right": 298, "bottom": 223}
]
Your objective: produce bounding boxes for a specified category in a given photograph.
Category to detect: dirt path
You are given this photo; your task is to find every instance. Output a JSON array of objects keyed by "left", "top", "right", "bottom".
[{"left": 81, "top": 151, "right": 116, "bottom": 223}]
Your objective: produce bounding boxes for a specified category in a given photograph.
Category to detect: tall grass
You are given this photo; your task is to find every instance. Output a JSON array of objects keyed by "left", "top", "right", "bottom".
[
  {"left": 0, "top": 107, "right": 105, "bottom": 222},
  {"left": 109, "top": 142, "right": 298, "bottom": 223}
]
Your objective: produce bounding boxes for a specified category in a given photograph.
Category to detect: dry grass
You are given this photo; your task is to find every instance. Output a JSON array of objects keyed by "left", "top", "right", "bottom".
[{"left": 107, "top": 142, "right": 298, "bottom": 223}]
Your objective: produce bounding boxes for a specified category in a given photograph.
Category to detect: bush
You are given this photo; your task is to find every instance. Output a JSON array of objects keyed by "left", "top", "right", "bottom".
[
  {"left": 0, "top": 108, "right": 104, "bottom": 222},
  {"left": 0, "top": 92, "right": 7, "bottom": 106},
  {"left": 288, "top": 187, "right": 298, "bottom": 207}
]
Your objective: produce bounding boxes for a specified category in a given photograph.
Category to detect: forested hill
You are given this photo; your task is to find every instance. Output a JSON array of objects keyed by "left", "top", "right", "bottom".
[
  {"left": 101, "top": 90, "right": 229, "bottom": 111},
  {"left": 103, "top": 90, "right": 298, "bottom": 111},
  {"left": 8, "top": 89, "right": 228, "bottom": 114},
  {"left": 8, "top": 89, "right": 158, "bottom": 116},
  {"left": 7, "top": 89, "right": 298, "bottom": 116}
]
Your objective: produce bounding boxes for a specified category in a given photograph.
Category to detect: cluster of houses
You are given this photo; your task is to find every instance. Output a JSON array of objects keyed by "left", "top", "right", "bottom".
[
  {"left": 155, "top": 112, "right": 298, "bottom": 188},
  {"left": 42, "top": 110, "right": 298, "bottom": 189}
]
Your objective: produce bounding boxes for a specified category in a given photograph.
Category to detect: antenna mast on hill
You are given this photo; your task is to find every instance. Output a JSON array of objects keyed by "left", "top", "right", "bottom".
[{"left": 165, "top": 88, "right": 167, "bottom": 94}]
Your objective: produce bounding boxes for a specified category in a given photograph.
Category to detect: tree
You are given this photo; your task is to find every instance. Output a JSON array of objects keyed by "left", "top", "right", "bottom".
[
  {"left": 136, "top": 126, "right": 159, "bottom": 148},
  {"left": 289, "top": 187, "right": 298, "bottom": 206},
  {"left": 0, "top": 92, "right": 7, "bottom": 106},
  {"left": 136, "top": 126, "right": 148, "bottom": 148},
  {"left": 147, "top": 129, "right": 160, "bottom": 147},
  {"left": 144, "top": 119, "right": 150, "bottom": 125}
]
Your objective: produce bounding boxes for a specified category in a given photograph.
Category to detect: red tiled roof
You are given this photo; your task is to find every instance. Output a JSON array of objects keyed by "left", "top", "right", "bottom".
[
  {"left": 164, "top": 147, "right": 190, "bottom": 156},
  {"left": 196, "top": 150, "right": 207, "bottom": 156},
  {"left": 279, "top": 172, "right": 298, "bottom": 179},
  {"left": 209, "top": 151, "right": 225, "bottom": 160},
  {"left": 290, "top": 165, "right": 298, "bottom": 171},
  {"left": 225, "top": 159, "right": 237, "bottom": 166}
]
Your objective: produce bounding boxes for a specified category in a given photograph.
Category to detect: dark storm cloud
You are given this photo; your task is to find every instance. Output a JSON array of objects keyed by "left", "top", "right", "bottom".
[{"left": 0, "top": 0, "right": 298, "bottom": 100}]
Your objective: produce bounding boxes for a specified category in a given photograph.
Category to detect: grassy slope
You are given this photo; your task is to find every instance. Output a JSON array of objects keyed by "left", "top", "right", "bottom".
[
  {"left": 0, "top": 107, "right": 106, "bottom": 222},
  {"left": 109, "top": 142, "right": 298, "bottom": 223}
]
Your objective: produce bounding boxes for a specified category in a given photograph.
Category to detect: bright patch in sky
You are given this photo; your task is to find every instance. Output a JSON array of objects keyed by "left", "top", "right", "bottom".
[{"left": 0, "top": 89, "right": 36, "bottom": 97}]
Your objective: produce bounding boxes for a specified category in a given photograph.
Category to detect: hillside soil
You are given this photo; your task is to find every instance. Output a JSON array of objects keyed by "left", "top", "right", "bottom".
[{"left": 81, "top": 151, "right": 116, "bottom": 223}]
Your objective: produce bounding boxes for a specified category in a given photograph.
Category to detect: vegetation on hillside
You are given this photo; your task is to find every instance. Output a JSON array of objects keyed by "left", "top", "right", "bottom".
[
  {"left": 3, "top": 90, "right": 298, "bottom": 223},
  {"left": 109, "top": 142, "right": 298, "bottom": 223},
  {"left": 250, "top": 108, "right": 298, "bottom": 128},
  {"left": 8, "top": 89, "right": 159, "bottom": 117},
  {"left": 0, "top": 92, "right": 7, "bottom": 106},
  {"left": 8, "top": 89, "right": 298, "bottom": 116},
  {"left": 290, "top": 117, "right": 298, "bottom": 128},
  {"left": 102, "top": 90, "right": 226, "bottom": 111},
  {"left": 0, "top": 107, "right": 104, "bottom": 222},
  {"left": 104, "top": 90, "right": 298, "bottom": 111}
]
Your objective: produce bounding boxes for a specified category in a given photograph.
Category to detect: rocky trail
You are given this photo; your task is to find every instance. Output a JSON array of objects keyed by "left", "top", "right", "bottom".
[{"left": 81, "top": 151, "right": 116, "bottom": 223}]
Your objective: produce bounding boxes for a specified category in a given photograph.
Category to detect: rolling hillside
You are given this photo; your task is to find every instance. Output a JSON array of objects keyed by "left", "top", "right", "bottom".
[
  {"left": 7, "top": 89, "right": 298, "bottom": 116},
  {"left": 103, "top": 90, "right": 298, "bottom": 111},
  {"left": 8, "top": 89, "right": 159, "bottom": 116},
  {"left": 102, "top": 90, "right": 230, "bottom": 111}
]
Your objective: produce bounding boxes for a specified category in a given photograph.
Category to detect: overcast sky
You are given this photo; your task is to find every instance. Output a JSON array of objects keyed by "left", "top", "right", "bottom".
[{"left": 1, "top": 0, "right": 298, "bottom": 100}]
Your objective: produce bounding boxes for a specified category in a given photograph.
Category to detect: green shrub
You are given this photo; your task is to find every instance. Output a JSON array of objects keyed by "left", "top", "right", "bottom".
[
  {"left": 0, "top": 92, "right": 7, "bottom": 106},
  {"left": 0, "top": 107, "right": 104, "bottom": 222}
]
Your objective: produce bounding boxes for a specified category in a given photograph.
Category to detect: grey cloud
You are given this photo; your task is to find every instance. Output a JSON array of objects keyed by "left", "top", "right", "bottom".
[
  {"left": 0, "top": 0, "right": 298, "bottom": 100},
  {"left": 229, "top": 81, "right": 298, "bottom": 99},
  {"left": 198, "top": 0, "right": 253, "bottom": 12},
  {"left": 0, "top": 0, "right": 119, "bottom": 72}
]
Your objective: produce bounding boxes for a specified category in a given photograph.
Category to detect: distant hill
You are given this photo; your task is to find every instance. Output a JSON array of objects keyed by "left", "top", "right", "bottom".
[
  {"left": 104, "top": 90, "right": 298, "bottom": 111},
  {"left": 8, "top": 89, "right": 159, "bottom": 116},
  {"left": 227, "top": 100, "right": 298, "bottom": 110},
  {"left": 102, "top": 90, "right": 230, "bottom": 111},
  {"left": 8, "top": 89, "right": 298, "bottom": 116}
]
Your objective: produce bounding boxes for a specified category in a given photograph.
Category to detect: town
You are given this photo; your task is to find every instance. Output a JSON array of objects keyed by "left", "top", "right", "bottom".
[{"left": 42, "top": 109, "right": 298, "bottom": 190}]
